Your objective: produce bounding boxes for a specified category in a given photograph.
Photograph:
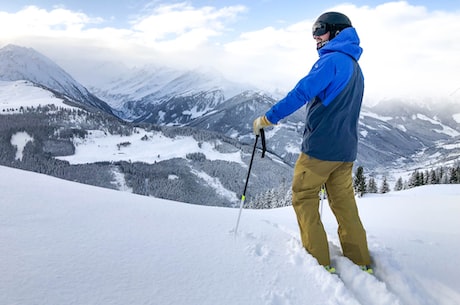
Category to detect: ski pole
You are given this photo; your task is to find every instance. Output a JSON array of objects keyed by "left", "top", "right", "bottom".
[{"left": 234, "top": 129, "right": 266, "bottom": 236}]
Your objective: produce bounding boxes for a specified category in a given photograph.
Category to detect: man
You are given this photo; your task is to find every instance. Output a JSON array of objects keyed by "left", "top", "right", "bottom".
[{"left": 253, "top": 12, "right": 372, "bottom": 273}]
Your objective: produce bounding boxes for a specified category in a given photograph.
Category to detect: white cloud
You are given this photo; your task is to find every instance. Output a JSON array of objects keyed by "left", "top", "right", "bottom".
[
  {"left": 221, "top": 21, "right": 315, "bottom": 92},
  {"left": 0, "top": 1, "right": 459, "bottom": 102},
  {"left": 0, "top": 5, "right": 103, "bottom": 37},
  {"left": 222, "top": 1, "right": 460, "bottom": 101},
  {"left": 125, "top": 2, "right": 248, "bottom": 54},
  {"left": 131, "top": 3, "right": 245, "bottom": 40},
  {"left": 334, "top": 2, "right": 460, "bottom": 101}
]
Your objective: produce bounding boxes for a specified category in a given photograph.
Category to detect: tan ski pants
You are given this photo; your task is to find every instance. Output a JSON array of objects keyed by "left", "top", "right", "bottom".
[{"left": 292, "top": 153, "right": 371, "bottom": 266}]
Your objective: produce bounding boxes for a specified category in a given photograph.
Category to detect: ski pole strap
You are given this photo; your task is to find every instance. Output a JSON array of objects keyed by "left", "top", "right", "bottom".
[{"left": 260, "top": 128, "right": 266, "bottom": 158}]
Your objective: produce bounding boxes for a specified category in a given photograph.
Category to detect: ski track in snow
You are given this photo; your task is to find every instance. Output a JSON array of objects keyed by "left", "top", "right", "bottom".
[
  {"left": 236, "top": 222, "right": 362, "bottom": 305},
  {"left": 240, "top": 219, "right": 450, "bottom": 305}
]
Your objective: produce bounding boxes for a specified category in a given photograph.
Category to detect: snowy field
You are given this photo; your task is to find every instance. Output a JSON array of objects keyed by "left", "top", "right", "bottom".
[
  {"left": 1, "top": 165, "right": 459, "bottom": 305},
  {"left": 56, "top": 129, "right": 244, "bottom": 165},
  {"left": 0, "top": 80, "right": 77, "bottom": 113}
]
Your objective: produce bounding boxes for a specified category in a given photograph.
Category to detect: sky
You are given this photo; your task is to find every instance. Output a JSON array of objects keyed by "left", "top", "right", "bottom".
[{"left": 0, "top": 0, "right": 460, "bottom": 103}]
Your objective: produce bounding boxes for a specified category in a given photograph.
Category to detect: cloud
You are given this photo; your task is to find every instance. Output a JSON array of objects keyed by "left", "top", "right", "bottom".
[
  {"left": 334, "top": 1, "right": 460, "bottom": 101},
  {"left": 222, "top": 1, "right": 460, "bottom": 101},
  {"left": 221, "top": 21, "right": 315, "bottom": 92},
  {"left": 0, "top": 5, "right": 103, "bottom": 36},
  {"left": 0, "top": 1, "right": 459, "bottom": 102},
  {"left": 129, "top": 2, "right": 246, "bottom": 51}
]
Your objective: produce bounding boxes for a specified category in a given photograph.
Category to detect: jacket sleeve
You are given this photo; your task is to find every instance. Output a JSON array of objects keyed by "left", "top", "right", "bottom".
[{"left": 265, "top": 57, "right": 335, "bottom": 124}]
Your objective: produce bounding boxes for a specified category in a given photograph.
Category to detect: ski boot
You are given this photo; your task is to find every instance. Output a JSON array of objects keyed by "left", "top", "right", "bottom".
[{"left": 360, "top": 265, "right": 373, "bottom": 274}]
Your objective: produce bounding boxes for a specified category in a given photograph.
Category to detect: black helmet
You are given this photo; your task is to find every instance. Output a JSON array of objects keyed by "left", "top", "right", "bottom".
[{"left": 312, "top": 12, "right": 352, "bottom": 39}]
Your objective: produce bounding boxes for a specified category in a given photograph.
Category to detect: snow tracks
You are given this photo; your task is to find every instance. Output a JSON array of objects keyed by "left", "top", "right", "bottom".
[{"left": 236, "top": 218, "right": 443, "bottom": 305}]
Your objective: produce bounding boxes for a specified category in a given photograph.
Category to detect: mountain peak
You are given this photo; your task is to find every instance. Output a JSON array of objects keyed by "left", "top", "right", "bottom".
[
  {"left": 0, "top": 44, "right": 113, "bottom": 113},
  {"left": 0, "top": 44, "right": 81, "bottom": 90}
]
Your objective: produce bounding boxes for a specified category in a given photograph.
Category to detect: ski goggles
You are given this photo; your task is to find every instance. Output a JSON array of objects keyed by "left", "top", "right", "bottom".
[{"left": 312, "top": 22, "right": 328, "bottom": 37}]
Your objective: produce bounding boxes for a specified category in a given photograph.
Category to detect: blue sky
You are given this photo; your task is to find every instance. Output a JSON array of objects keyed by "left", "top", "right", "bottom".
[{"left": 0, "top": 1, "right": 459, "bottom": 102}]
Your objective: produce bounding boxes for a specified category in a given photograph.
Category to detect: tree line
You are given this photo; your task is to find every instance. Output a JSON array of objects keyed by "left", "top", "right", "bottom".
[
  {"left": 247, "top": 163, "right": 460, "bottom": 209},
  {"left": 353, "top": 164, "right": 460, "bottom": 197}
]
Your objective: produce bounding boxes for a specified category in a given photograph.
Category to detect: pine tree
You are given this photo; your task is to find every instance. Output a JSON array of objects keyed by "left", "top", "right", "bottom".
[
  {"left": 394, "top": 177, "right": 403, "bottom": 191},
  {"left": 409, "top": 170, "right": 423, "bottom": 188},
  {"left": 449, "top": 166, "right": 458, "bottom": 184},
  {"left": 380, "top": 176, "right": 390, "bottom": 194},
  {"left": 367, "top": 177, "right": 378, "bottom": 193},
  {"left": 441, "top": 170, "right": 449, "bottom": 184},
  {"left": 428, "top": 169, "right": 438, "bottom": 184},
  {"left": 424, "top": 170, "right": 429, "bottom": 185},
  {"left": 353, "top": 166, "right": 366, "bottom": 197},
  {"left": 438, "top": 167, "right": 447, "bottom": 184}
]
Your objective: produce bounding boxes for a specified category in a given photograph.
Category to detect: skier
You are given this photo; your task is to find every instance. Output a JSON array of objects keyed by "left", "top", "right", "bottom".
[{"left": 253, "top": 12, "right": 372, "bottom": 273}]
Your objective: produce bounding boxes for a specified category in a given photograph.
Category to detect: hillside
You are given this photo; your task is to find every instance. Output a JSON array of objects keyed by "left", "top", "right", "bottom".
[{"left": 1, "top": 165, "right": 459, "bottom": 305}]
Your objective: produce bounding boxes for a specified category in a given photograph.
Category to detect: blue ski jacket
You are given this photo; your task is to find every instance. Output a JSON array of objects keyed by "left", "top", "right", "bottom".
[{"left": 265, "top": 27, "right": 364, "bottom": 162}]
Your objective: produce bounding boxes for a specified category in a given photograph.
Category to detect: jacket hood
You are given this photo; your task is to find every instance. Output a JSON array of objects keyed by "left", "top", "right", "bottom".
[{"left": 318, "top": 27, "right": 362, "bottom": 61}]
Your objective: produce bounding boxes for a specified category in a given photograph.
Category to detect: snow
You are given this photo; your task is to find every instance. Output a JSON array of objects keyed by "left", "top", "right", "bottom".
[
  {"left": 10, "top": 131, "right": 34, "bottom": 161},
  {"left": 168, "top": 174, "right": 179, "bottom": 180},
  {"left": 453, "top": 113, "right": 460, "bottom": 124},
  {"left": 414, "top": 114, "right": 460, "bottom": 137},
  {"left": 0, "top": 45, "right": 92, "bottom": 104},
  {"left": 0, "top": 80, "right": 77, "bottom": 113},
  {"left": 110, "top": 167, "right": 132, "bottom": 192},
  {"left": 1, "top": 165, "right": 459, "bottom": 305},
  {"left": 284, "top": 142, "right": 300, "bottom": 154},
  {"left": 397, "top": 124, "right": 407, "bottom": 132},
  {"left": 182, "top": 105, "right": 213, "bottom": 119},
  {"left": 57, "top": 129, "right": 244, "bottom": 165},
  {"left": 190, "top": 168, "right": 239, "bottom": 204},
  {"left": 96, "top": 65, "right": 247, "bottom": 113},
  {"left": 443, "top": 143, "right": 460, "bottom": 150},
  {"left": 361, "top": 110, "right": 393, "bottom": 122}
]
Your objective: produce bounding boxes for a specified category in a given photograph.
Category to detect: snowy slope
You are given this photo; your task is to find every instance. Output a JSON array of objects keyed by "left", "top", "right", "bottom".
[
  {"left": 1, "top": 165, "right": 459, "bottom": 305},
  {"left": 56, "top": 129, "right": 244, "bottom": 165},
  {"left": 0, "top": 44, "right": 113, "bottom": 113},
  {"left": 0, "top": 80, "right": 78, "bottom": 113}
]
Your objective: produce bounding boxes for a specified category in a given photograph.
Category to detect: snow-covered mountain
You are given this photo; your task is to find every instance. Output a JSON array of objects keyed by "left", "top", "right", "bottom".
[
  {"left": 0, "top": 44, "right": 113, "bottom": 114},
  {"left": 359, "top": 100, "right": 460, "bottom": 172},
  {"left": 88, "top": 60, "right": 460, "bottom": 174},
  {"left": 91, "top": 65, "right": 250, "bottom": 122},
  {"left": 1, "top": 165, "right": 459, "bottom": 305},
  {"left": 187, "top": 92, "right": 460, "bottom": 174}
]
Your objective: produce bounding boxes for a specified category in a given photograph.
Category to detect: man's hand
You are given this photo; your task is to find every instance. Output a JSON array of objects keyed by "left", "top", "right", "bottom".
[{"left": 253, "top": 116, "right": 273, "bottom": 135}]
